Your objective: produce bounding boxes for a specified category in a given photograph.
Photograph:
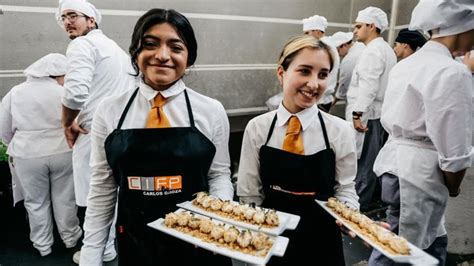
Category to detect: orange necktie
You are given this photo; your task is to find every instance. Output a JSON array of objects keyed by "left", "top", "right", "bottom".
[
  {"left": 282, "top": 116, "right": 304, "bottom": 154},
  {"left": 146, "top": 94, "right": 170, "bottom": 128}
]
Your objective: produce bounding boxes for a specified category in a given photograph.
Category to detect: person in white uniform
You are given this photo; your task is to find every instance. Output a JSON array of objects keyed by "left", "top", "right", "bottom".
[
  {"left": 55, "top": 0, "right": 135, "bottom": 263},
  {"left": 393, "top": 28, "right": 427, "bottom": 60},
  {"left": 237, "top": 35, "right": 359, "bottom": 265},
  {"left": 369, "top": 1, "right": 474, "bottom": 265},
  {"left": 302, "top": 15, "right": 340, "bottom": 113},
  {"left": 330, "top": 31, "right": 365, "bottom": 107},
  {"left": 79, "top": 9, "right": 233, "bottom": 265},
  {"left": 346, "top": 6, "right": 397, "bottom": 211},
  {"left": 0, "top": 53, "right": 82, "bottom": 257}
]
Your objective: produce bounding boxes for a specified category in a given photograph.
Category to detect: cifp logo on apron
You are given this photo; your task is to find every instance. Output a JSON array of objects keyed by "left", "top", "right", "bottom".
[{"left": 127, "top": 175, "right": 183, "bottom": 196}]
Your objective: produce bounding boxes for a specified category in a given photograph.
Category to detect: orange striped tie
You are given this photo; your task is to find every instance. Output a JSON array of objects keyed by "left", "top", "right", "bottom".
[
  {"left": 146, "top": 94, "right": 170, "bottom": 128},
  {"left": 282, "top": 116, "right": 304, "bottom": 154}
]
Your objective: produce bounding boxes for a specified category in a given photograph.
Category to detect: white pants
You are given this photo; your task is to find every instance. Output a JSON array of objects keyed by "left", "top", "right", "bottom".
[
  {"left": 15, "top": 152, "right": 82, "bottom": 255},
  {"left": 73, "top": 133, "right": 91, "bottom": 207}
]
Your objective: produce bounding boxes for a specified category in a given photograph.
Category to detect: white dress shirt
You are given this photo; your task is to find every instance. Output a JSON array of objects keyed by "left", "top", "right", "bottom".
[
  {"left": 0, "top": 77, "right": 70, "bottom": 158},
  {"left": 346, "top": 37, "right": 396, "bottom": 120},
  {"left": 62, "top": 29, "right": 135, "bottom": 130},
  {"left": 375, "top": 41, "right": 473, "bottom": 175},
  {"left": 237, "top": 104, "right": 359, "bottom": 209},
  {"left": 335, "top": 42, "right": 365, "bottom": 100},
  {"left": 81, "top": 79, "right": 233, "bottom": 265}
]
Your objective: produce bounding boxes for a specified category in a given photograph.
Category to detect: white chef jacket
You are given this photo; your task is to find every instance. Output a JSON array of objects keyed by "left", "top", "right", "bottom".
[
  {"left": 0, "top": 77, "right": 70, "bottom": 158},
  {"left": 318, "top": 36, "right": 340, "bottom": 105},
  {"left": 375, "top": 41, "right": 472, "bottom": 175},
  {"left": 373, "top": 41, "right": 472, "bottom": 248},
  {"left": 237, "top": 103, "right": 359, "bottom": 209},
  {"left": 62, "top": 29, "right": 135, "bottom": 130},
  {"left": 346, "top": 37, "right": 396, "bottom": 120},
  {"left": 335, "top": 42, "right": 365, "bottom": 100},
  {"left": 80, "top": 79, "right": 234, "bottom": 265}
]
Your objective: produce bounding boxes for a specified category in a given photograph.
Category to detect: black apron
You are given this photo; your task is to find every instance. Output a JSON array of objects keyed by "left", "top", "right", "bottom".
[
  {"left": 105, "top": 88, "right": 230, "bottom": 266},
  {"left": 260, "top": 112, "right": 345, "bottom": 265}
]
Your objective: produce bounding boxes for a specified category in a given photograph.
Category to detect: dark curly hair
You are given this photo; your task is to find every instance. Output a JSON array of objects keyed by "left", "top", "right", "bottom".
[{"left": 129, "top": 9, "right": 198, "bottom": 76}]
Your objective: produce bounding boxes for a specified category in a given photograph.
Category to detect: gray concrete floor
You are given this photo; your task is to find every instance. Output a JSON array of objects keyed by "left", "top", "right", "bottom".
[{"left": 0, "top": 196, "right": 471, "bottom": 265}]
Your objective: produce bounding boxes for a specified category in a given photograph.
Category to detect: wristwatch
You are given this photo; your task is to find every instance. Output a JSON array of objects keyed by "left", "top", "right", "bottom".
[{"left": 352, "top": 111, "right": 362, "bottom": 120}]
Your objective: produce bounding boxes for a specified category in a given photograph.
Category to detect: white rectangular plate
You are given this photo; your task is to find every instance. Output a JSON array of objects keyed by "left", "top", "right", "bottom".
[
  {"left": 147, "top": 209, "right": 289, "bottom": 265},
  {"left": 315, "top": 200, "right": 439, "bottom": 265},
  {"left": 177, "top": 200, "right": 300, "bottom": 236}
]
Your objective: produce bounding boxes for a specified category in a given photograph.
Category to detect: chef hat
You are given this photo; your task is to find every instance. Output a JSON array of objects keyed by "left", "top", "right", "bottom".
[
  {"left": 330, "top": 32, "right": 354, "bottom": 47},
  {"left": 302, "top": 15, "right": 328, "bottom": 32},
  {"left": 320, "top": 36, "right": 340, "bottom": 76},
  {"left": 23, "top": 53, "right": 68, "bottom": 78},
  {"left": 409, "top": 0, "right": 474, "bottom": 38},
  {"left": 355, "top": 6, "right": 389, "bottom": 32},
  {"left": 55, "top": 0, "right": 102, "bottom": 27},
  {"left": 395, "top": 29, "right": 427, "bottom": 51}
]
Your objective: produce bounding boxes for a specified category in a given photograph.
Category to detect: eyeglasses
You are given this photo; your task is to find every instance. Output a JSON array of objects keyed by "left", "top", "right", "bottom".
[{"left": 60, "top": 13, "right": 85, "bottom": 23}]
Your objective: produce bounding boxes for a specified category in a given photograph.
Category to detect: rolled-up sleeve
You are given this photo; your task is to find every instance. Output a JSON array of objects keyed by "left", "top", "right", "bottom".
[
  {"left": 62, "top": 39, "right": 95, "bottom": 110},
  {"left": 425, "top": 68, "right": 473, "bottom": 172}
]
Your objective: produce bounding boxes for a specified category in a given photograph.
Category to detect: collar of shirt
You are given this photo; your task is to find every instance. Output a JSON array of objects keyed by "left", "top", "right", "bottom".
[
  {"left": 139, "top": 79, "right": 186, "bottom": 104},
  {"left": 86, "top": 29, "right": 102, "bottom": 37},
  {"left": 367, "top": 36, "right": 384, "bottom": 47},
  {"left": 275, "top": 103, "right": 320, "bottom": 131},
  {"left": 422, "top": 41, "right": 453, "bottom": 59}
]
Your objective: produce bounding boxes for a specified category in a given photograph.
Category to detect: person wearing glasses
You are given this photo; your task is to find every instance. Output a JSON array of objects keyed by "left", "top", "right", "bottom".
[{"left": 55, "top": 0, "right": 135, "bottom": 263}]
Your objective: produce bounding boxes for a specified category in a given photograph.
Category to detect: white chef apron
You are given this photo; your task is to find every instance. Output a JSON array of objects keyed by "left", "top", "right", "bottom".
[
  {"left": 387, "top": 138, "right": 448, "bottom": 249},
  {"left": 72, "top": 132, "right": 91, "bottom": 207}
]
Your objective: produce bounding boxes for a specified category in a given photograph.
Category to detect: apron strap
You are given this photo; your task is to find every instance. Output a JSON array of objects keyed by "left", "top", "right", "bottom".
[
  {"left": 264, "top": 114, "right": 278, "bottom": 146},
  {"left": 117, "top": 88, "right": 140, "bottom": 129},
  {"left": 317, "top": 111, "right": 330, "bottom": 150},
  {"left": 183, "top": 89, "right": 195, "bottom": 128}
]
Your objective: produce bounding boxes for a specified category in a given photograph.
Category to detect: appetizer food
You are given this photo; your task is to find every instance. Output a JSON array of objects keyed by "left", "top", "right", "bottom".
[
  {"left": 164, "top": 211, "right": 274, "bottom": 257},
  {"left": 192, "top": 192, "right": 280, "bottom": 228},
  {"left": 326, "top": 197, "right": 410, "bottom": 255}
]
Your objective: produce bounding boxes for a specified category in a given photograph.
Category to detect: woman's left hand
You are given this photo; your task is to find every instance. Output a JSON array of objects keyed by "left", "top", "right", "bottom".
[{"left": 335, "top": 220, "right": 356, "bottom": 238}]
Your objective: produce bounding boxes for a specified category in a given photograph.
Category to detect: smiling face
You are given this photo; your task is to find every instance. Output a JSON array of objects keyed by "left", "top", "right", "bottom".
[
  {"left": 278, "top": 47, "right": 331, "bottom": 113},
  {"left": 61, "top": 10, "right": 96, "bottom": 40},
  {"left": 137, "top": 23, "right": 189, "bottom": 91}
]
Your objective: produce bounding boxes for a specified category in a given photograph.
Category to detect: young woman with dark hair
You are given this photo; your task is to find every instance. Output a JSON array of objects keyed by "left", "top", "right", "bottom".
[{"left": 79, "top": 8, "right": 233, "bottom": 265}]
